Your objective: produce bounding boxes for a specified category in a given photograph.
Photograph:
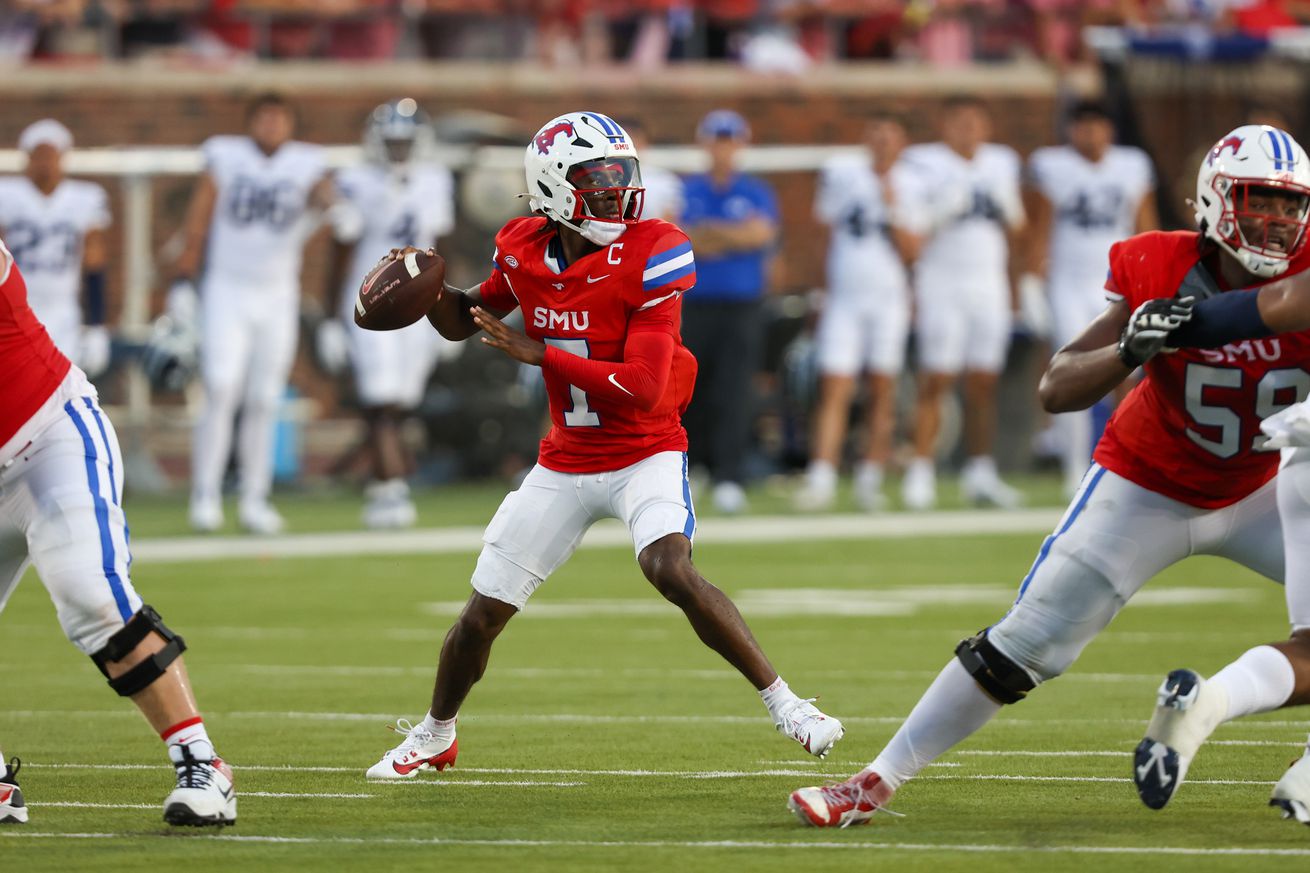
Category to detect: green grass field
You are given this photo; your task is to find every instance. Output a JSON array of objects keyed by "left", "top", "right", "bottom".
[{"left": 3, "top": 478, "right": 1309, "bottom": 871}]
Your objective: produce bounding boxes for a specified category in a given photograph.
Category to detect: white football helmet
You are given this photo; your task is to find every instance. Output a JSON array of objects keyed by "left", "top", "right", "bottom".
[
  {"left": 1196, "top": 124, "right": 1310, "bottom": 277},
  {"left": 364, "top": 97, "right": 434, "bottom": 169},
  {"left": 524, "top": 111, "right": 644, "bottom": 246}
]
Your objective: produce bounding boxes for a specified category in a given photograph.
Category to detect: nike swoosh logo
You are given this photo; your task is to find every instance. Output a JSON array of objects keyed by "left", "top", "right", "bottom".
[
  {"left": 586, "top": 275, "right": 610, "bottom": 284},
  {"left": 608, "top": 373, "right": 634, "bottom": 396}
]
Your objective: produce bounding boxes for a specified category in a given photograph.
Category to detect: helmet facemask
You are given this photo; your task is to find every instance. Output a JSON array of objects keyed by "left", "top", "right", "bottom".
[
  {"left": 561, "top": 157, "right": 644, "bottom": 245},
  {"left": 1209, "top": 177, "right": 1310, "bottom": 277}
]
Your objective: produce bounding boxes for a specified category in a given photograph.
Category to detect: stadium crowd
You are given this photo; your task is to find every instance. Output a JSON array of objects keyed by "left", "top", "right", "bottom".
[{"left": 4, "top": 1, "right": 1307, "bottom": 66}]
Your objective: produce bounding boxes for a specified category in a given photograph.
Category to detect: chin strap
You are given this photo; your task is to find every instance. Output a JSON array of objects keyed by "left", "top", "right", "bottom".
[{"left": 579, "top": 220, "right": 628, "bottom": 246}]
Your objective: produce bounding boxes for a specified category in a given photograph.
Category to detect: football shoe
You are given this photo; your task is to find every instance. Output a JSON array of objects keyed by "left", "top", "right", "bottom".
[
  {"left": 366, "top": 719, "right": 458, "bottom": 779},
  {"left": 1133, "top": 669, "right": 1227, "bottom": 810},
  {"left": 1271, "top": 744, "right": 1310, "bottom": 825},
  {"left": 238, "top": 500, "right": 285, "bottom": 536},
  {"left": 961, "top": 465, "right": 1022, "bottom": 509},
  {"left": 0, "top": 757, "right": 28, "bottom": 824},
  {"left": 788, "top": 769, "right": 895, "bottom": 828},
  {"left": 901, "top": 462, "right": 936, "bottom": 511},
  {"left": 164, "top": 742, "right": 236, "bottom": 827},
  {"left": 188, "top": 497, "right": 223, "bottom": 533},
  {"left": 776, "top": 698, "right": 844, "bottom": 758}
]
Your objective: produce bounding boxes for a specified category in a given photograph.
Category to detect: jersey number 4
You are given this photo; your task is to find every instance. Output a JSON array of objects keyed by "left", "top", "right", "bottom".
[
  {"left": 544, "top": 338, "right": 600, "bottom": 427},
  {"left": 1185, "top": 363, "right": 1310, "bottom": 458}
]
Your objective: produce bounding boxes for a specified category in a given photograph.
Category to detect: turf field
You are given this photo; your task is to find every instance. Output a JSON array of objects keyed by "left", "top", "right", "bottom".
[{"left": 3, "top": 477, "right": 1310, "bottom": 871}]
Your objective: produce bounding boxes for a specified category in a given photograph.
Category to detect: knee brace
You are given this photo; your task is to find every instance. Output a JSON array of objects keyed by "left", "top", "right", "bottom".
[
  {"left": 955, "top": 629, "right": 1036, "bottom": 705},
  {"left": 90, "top": 605, "right": 187, "bottom": 697}
]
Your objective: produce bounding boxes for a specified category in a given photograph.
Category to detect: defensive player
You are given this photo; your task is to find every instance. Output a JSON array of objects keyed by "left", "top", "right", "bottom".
[
  {"left": 0, "top": 119, "right": 112, "bottom": 379},
  {"left": 1124, "top": 126, "right": 1310, "bottom": 822},
  {"left": 0, "top": 237, "right": 235, "bottom": 826},
  {"left": 325, "top": 98, "right": 455, "bottom": 528},
  {"left": 174, "top": 92, "right": 339, "bottom": 535},
  {"left": 787, "top": 125, "right": 1310, "bottom": 828},
  {"left": 796, "top": 113, "right": 916, "bottom": 512},
  {"left": 1027, "top": 101, "right": 1157, "bottom": 497},
  {"left": 366, "top": 112, "right": 843, "bottom": 778},
  {"left": 896, "top": 96, "right": 1026, "bottom": 510}
]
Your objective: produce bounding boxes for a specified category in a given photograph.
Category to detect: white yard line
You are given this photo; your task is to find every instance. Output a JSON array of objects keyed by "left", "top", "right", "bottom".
[
  {"left": 3, "top": 831, "right": 1310, "bottom": 856},
  {"left": 127, "top": 510, "right": 1064, "bottom": 564},
  {"left": 7, "top": 709, "right": 1309, "bottom": 730}
]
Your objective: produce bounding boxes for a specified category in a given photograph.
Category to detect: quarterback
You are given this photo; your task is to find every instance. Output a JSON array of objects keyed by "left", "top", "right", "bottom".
[
  {"left": 788, "top": 125, "right": 1310, "bottom": 827},
  {"left": 367, "top": 112, "right": 843, "bottom": 779},
  {"left": 0, "top": 239, "right": 235, "bottom": 826}
]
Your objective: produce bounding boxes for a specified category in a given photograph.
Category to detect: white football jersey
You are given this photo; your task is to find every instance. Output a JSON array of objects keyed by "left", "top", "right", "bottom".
[
  {"left": 335, "top": 161, "right": 456, "bottom": 315},
  {"left": 814, "top": 153, "right": 909, "bottom": 306},
  {"left": 0, "top": 176, "right": 110, "bottom": 355},
  {"left": 895, "top": 142, "right": 1024, "bottom": 282},
  {"left": 1028, "top": 144, "right": 1154, "bottom": 290},
  {"left": 202, "top": 135, "right": 327, "bottom": 291}
]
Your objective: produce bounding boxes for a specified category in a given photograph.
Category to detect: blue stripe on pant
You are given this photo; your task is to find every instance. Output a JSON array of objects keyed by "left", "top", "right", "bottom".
[
  {"left": 681, "top": 453, "right": 696, "bottom": 539},
  {"left": 1014, "top": 464, "right": 1108, "bottom": 603},
  {"left": 64, "top": 400, "right": 132, "bottom": 621}
]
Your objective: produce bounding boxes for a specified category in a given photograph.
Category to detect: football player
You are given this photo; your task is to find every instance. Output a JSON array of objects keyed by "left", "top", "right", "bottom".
[
  {"left": 1027, "top": 100, "right": 1157, "bottom": 497},
  {"left": 0, "top": 237, "right": 235, "bottom": 827},
  {"left": 325, "top": 98, "right": 456, "bottom": 528},
  {"left": 173, "top": 93, "right": 340, "bottom": 535},
  {"left": 366, "top": 112, "right": 844, "bottom": 779},
  {"left": 0, "top": 120, "right": 112, "bottom": 379},
  {"left": 795, "top": 113, "right": 917, "bottom": 512},
  {"left": 1130, "top": 126, "right": 1310, "bottom": 823},
  {"left": 895, "top": 95, "right": 1026, "bottom": 510},
  {"left": 787, "top": 125, "right": 1310, "bottom": 828}
]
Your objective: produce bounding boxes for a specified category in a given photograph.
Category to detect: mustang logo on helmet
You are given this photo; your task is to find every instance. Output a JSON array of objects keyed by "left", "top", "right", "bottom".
[
  {"left": 535, "top": 122, "right": 576, "bottom": 155},
  {"left": 1207, "top": 135, "right": 1243, "bottom": 166}
]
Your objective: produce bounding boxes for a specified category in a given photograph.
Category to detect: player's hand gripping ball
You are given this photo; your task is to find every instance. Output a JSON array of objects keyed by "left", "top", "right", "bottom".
[{"left": 355, "top": 247, "right": 446, "bottom": 331}]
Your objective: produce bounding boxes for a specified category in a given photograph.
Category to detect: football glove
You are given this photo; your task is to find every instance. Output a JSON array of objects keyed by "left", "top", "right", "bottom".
[
  {"left": 1117, "top": 296, "right": 1195, "bottom": 368},
  {"left": 141, "top": 281, "right": 199, "bottom": 392},
  {"left": 315, "top": 318, "right": 350, "bottom": 376},
  {"left": 78, "top": 325, "right": 112, "bottom": 379}
]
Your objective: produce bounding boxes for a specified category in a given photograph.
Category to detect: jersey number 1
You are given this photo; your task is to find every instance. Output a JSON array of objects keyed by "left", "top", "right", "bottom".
[{"left": 544, "top": 338, "right": 600, "bottom": 427}]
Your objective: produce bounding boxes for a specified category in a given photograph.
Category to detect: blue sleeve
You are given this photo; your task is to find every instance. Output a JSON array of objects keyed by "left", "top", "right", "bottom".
[
  {"left": 1168, "top": 289, "right": 1272, "bottom": 348},
  {"left": 752, "top": 178, "right": 780, "bottom": 222}
]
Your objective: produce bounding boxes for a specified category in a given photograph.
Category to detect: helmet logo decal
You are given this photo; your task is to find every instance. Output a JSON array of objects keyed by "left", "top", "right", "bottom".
[
  {"left": 535, "top": 121, "right": 576, "bottom": 155},
  {"left": 1208, "top": 135, "right": 1243, "bottom": 166},
  {"left": 1268, "top": 128, "right": 1297, "bottom": 171}
]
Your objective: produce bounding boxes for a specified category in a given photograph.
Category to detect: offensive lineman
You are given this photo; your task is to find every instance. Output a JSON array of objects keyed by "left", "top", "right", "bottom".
[
  {"left": 795, "top": 113, "right": 916, "bottom": 512},
  {"left": 0, "top": 238, "right": 235, "bottom": 826},
  {"left": 1027, "top": 100, "right": 1157, "bottom": 497},
  {"left": 0, "top": 120, "right": 112, "bottom": 379},
  {"left": 174, "top": 93, "right": 340, "bottom": 535},
  {"left": 366, "top": 112, "right": 843, "bottom": 778},
  {"left": 896, "top": 96, "right": 1026, "bottom": 510},
  {"left": 325, "top": 98, "right": 456, "bottom": 528},
  {"left": 1126, "top": 126, "right": 1310, "bottom": 823},
  {"left": 788, "top": 125, "right": 1310, "bottom": 827}
]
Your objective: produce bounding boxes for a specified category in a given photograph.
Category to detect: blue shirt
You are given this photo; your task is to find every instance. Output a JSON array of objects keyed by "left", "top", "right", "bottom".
[{"left": 679, "top": 172, "right": 778, "bottom": 303}]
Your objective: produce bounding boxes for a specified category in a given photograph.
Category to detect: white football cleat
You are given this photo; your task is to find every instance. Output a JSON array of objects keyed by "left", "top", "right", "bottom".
[
  {"left": 189, "top": 497, "right": 223, "bottom": 533},
  {"left": 362, "top": 481, "right": 417, "bottom": 529},
  {"left": 788, "top": 769, "right": 896, "bottom": 828},
  {"left": 1134, "top": 669, "right": 1227, "bottom": 810},
  {"left": 961, "top": 465, "right": 1022, "bottom": 509},
  {"left": 793, "top": 481, "right": 835, "bottom": 512},
  {"left": 238, "top": 500, "right": 285, "bottom": 536},
  {"left": 366, "top": 719, "right": 459, "bottom": 779},
  {"left": 1271, "top": 744, "right": 1310, "bottom": 825},
  {"left": 901, "top": 462, "right": 936, "bottom": 511},
  {"left": 0, "top": 757, "right": 28, "bottom": 824},
  {"left": 712, "top": 481, "right": 749, "bottom": 515},
  {"left": 164, "top": 742, "right": 236, "bottom": 827},
  {"left": 776, "top": 698, "right": 844, "bottom": 758}
]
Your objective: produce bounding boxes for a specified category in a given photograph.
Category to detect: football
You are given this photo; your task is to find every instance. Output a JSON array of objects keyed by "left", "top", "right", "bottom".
[{"left": 354, "top": 249, "right": 446, "bottom": 331}]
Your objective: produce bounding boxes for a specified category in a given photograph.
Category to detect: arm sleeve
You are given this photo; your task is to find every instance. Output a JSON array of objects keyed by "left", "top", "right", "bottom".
[
  {"left": 477, "top": 259, "right": 518, "bottom": 311},
  {"left": 88, "top": 185, "right": 111, "bottom": 230},
  {"left": 542, "top": 326, "right": 676, "bottom": 413},
  {"left": 1103, "top": 240, "right": 1129, "bottom": 303},
  {"left": 1167, "top": 289, "right": 1273, "bottom": 348}
]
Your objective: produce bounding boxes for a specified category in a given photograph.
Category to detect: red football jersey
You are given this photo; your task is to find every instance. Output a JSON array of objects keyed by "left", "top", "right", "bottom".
[
  {"left": 1095, "top": 230, "right": 1310, "bottom": 508},
  {"left": 0, "top": 240, "right": 70, "bottom": 449},
  {"left": 479, "top": 217, "right": 698, "bottom": 473}
]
